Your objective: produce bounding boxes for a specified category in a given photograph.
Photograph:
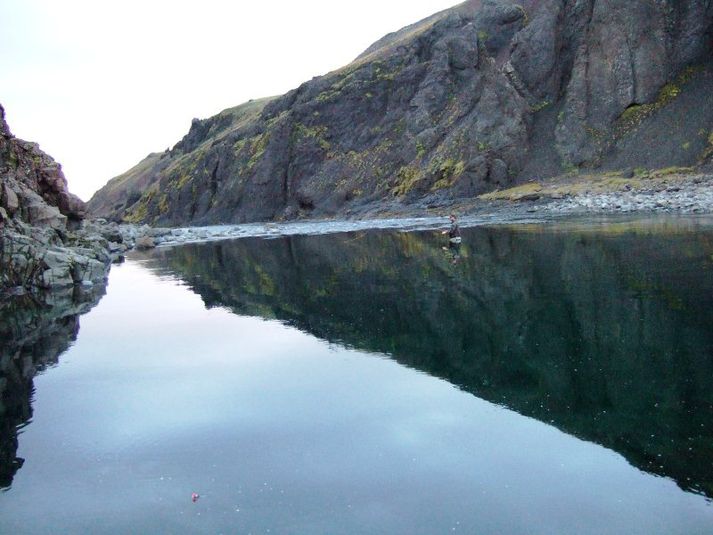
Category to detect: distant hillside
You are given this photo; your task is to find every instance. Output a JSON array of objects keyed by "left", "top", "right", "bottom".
[{"left": 88, "top": 0, "right": 713, "bottom": 225}]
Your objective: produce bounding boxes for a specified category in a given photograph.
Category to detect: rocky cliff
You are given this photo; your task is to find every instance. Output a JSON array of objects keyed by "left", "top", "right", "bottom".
[
  {"left": 0, "top": 104, "right": 129, "bottom": 291},
  {"left": 88, "top": 0, "right": 713, "bottom": 225}
]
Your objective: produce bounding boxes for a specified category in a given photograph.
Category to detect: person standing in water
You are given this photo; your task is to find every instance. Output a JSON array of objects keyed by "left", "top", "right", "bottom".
[
  {"left": 441, "top": 213, "right": 462, "bottom": 263},
  {"left": 442, "top": 213, "right": 461, "bottom": 243}
]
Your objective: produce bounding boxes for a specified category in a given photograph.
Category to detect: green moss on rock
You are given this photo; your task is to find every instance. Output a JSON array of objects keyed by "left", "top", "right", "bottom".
[{"left": 391, "top": 166, "right": 421, "bottom": 196}]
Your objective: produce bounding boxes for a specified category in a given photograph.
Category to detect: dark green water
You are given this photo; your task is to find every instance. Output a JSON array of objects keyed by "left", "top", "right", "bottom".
[{"left": 1, "top": 217, "right": 712, "bottom": 533}]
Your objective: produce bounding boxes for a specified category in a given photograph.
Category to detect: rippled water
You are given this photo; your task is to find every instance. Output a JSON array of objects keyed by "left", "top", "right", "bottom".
[{"left": 1, "top": 216, "right": 712, "bottom": 534}]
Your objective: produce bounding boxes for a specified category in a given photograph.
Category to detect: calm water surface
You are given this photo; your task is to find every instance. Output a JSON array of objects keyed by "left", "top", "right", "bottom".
[{"left": 1, "top": 216, "right": 712, "bottom": 534}]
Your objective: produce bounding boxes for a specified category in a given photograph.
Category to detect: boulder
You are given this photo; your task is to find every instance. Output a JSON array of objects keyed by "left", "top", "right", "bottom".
[
  {"left": 1, "top": 184, "right": 19, "bottom": 216},
  {"left": 25, "top": 202, "right": 67, "bottom": 229},
  {"left": 40, "top": 266, "right": 74, "bottom": 289},
  {"left": 135, "top": 236, "right": 156, "bottom": 250},
  {"left": 70, "top": 257, "right": 107, "bottom": 285}
]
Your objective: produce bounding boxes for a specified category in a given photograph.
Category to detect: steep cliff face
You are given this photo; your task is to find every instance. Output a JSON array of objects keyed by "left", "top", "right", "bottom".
[
  {"left": 0, "top": 104, "right": 85, "bottom": 228},
  {"left": 0, "top": 104, "right": 122, "bottom": 291},
  {"left": 88, "top": 0, "right": 713, "bottom": 225}
]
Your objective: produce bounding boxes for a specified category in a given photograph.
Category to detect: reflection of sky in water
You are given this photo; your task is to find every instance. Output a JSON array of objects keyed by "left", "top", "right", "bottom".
[{"left": 0, "top": 259, "right": 711, "bottom": 534}]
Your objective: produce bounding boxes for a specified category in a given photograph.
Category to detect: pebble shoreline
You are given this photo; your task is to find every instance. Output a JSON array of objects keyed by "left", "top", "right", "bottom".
[
  {"left": 7, "top": 175, "right": 708, "bottom": 294},
  {"left": 537, "top": 173, "right": 713, "bottom": 215},
  {"left": 119, "top": 173, "right": 713, "bottom": 250}
]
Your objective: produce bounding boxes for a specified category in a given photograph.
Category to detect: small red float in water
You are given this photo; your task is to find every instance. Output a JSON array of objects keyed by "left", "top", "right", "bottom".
[{"left": 191, "top": 492, "right": 200, "bottom": 502}]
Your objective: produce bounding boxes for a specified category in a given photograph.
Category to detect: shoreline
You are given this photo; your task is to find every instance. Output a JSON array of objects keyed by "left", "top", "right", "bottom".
[
  {"left": 468, "top": 168, "right": 713, "bottom": 217},
  {"left": 129, "top": 200, "right": 713, "bottom": 252},
  {"left": 6, "top": 168, "right": 704, "bottom": 293},
  {"left": 112, "top": 168, "right": 713, "bottom": 248}
]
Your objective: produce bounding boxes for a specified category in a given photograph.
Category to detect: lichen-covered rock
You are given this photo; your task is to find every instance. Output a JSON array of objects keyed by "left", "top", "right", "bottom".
[
  {"left": 1, "top": 103, "right": 115, "bottom": 292},
  {"left": 0, "top": 106, "right": 85, "bottom": 224},
  {"left": 88, "top": 0, "right": 713, "bottom": 226}
]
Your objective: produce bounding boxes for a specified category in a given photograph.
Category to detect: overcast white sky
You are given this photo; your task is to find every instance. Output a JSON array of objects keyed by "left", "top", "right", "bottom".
[{"left": 1, "top": 0, "right": 459, "bottom": 200}]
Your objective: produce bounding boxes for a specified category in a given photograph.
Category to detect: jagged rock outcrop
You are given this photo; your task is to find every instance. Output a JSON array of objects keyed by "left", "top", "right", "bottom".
[
  {"left": 0, "top": 104, "right": 130, "bottom": 291},
  {"left": 88, "top": 0, "right": 713, "bottom": 225}
]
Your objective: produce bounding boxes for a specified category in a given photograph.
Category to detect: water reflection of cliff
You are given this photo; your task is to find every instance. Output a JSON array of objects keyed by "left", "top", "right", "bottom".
[
  {"left": 0, "top": 285, "right": 106, "bottom": 488},
  {"left": 151, "top": 219, "right": 713, "bottom": 498}
]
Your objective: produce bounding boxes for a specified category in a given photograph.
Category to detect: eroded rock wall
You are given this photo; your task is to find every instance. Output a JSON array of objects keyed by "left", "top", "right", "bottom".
[
  {"left": 0, "top": 104, "right": 128, "bottom": 291},
  {"left": 88, "top": 0, "right": 713, "bottom": 225}
]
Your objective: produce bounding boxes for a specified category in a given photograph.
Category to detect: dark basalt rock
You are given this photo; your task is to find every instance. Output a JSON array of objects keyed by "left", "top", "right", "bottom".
[{"left": 88, "top": 0, "right": 713, "bottom": 226}]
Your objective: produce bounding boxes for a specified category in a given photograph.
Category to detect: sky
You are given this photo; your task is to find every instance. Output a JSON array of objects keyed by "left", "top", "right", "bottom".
[{"left": 0, "top": 0, "right": 460, "bottom": 201}]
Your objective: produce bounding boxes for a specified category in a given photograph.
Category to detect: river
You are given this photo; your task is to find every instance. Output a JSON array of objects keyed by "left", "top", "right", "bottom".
[{"left": 1, "top": 216, "right": 712, "bottom": 534}]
